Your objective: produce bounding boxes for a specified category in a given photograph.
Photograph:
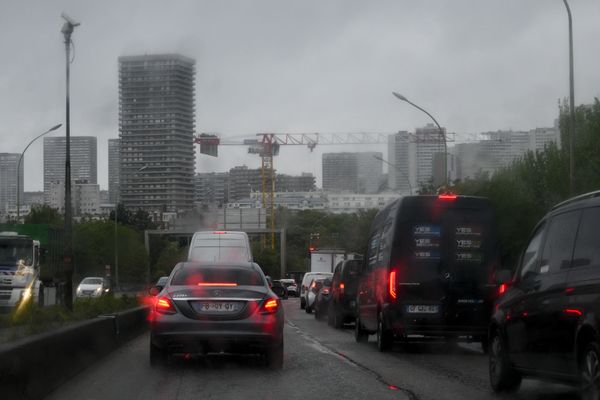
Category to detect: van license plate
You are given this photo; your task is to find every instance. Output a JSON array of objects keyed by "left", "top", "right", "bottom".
[{"left": 406, "top": 305, "right": 439, "bottom": 314}]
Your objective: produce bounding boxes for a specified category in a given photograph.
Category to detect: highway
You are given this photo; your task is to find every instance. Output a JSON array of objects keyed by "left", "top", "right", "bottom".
[{"left": 47, "top": 298, "right": 581, "bottom": 400}]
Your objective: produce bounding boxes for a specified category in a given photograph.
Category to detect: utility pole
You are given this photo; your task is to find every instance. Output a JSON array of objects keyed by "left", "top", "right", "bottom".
[
  {"left": 61, "top": 13, "right": 80, "bottom": 311},
  {"left": 563, "top": 0, "right": 576, "bottom": 195}
]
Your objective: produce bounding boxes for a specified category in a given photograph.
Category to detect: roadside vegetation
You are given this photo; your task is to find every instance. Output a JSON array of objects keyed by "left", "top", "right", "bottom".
[
  {"left": 452, "top": 99, "right": 600, "bottom": 267},
  {"left": 0, "top": 294, "right": 140, "bottom": 342}
]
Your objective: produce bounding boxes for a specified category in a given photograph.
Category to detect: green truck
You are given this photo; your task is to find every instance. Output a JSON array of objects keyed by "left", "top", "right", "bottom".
[{"left": 0, "top": 224, "right": 63, "bottom": 310}]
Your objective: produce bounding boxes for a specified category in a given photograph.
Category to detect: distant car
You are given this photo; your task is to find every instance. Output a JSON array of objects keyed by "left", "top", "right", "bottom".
[
  {"left": 313, "top": 278, "right": 333, "bottom": 321},
  {"left": 76, "top": 277, "right": 110, "bottom": 298},
  {"left": 149, "top": 261, "right": 284, "bottom": 369},
  {"left": 280, "top": 279, "right": 298, "bottom": 297},
  {"left": 271, "top": 280, "right": 288, "bottom": 300},
  {"left": 329, "top": 259, "right": 361, "bottom": 328},
  {"left": 153, "top": 276, "right": 169, "bottom": 293},
  {"left": 305, "top": 277, "right": 330, "bottom": 314},
  {"left": 300, "top": 272, "right": 332, "bottom": 310}
]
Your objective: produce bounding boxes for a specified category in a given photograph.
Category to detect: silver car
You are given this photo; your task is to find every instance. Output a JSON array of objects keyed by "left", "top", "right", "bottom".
[{"left": 149, "top": 262, "right": 284, "bottom": 368}]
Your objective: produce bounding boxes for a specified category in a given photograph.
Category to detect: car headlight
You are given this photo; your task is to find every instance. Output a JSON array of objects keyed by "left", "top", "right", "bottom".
[{"left": 95, "top": 287, "right": 102, "bottom": 293}]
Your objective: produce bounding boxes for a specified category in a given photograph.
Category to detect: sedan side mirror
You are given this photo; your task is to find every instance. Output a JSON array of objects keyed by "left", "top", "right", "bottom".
[
  {"left": 148, "top": 286, "right": 160, "bottom": 296},
  {"left": 496, "top": 269, "right": 512, "bottom": 284}
]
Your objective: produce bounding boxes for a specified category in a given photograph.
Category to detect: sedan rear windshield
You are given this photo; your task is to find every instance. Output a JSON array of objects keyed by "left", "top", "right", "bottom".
[
  {"left": 171, "top": 266, "right": 264, "bottom": 287},
  {"left": 81, "top": 278, "right": 103, "bottom": 285}
]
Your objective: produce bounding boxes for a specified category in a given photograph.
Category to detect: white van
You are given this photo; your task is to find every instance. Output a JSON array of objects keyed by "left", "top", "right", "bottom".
[{"left": 187, "top": 231, "right": 253, "bottom": 263}]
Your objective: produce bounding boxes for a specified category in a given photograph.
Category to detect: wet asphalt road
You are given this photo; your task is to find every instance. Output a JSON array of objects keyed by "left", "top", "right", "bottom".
[{"left": 47, "top": 298, "right": 581, "bottom": 400}]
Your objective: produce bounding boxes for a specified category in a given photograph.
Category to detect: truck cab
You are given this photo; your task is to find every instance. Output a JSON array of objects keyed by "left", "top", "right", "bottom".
[{"left": 0, "top": 232, "right": 42, "bottom": 310}]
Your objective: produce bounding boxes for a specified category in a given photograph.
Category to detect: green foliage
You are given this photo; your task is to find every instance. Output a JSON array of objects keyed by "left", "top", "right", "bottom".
[
  {"left": 73, "top": 220, "right": 148, "bottom": 285},
  {"left": 0, "top": 294, "right": 140, "bottom": 339},
  {"left": 153, "top": 241, "right": 186, "bottom": 280},
  {"left": 24, "top": 205, "right": 63, "bottom": 227},
  {"left": 454, "top": 98, "right": 600, "bottom": 267},
  {"left": 109, "top": 204, "right": 158, "bottom": 232}
]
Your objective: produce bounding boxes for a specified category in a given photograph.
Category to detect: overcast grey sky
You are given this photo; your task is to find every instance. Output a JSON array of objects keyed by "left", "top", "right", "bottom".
[{"left": 1, "top": 0, "right": 599, "bottom": 191}]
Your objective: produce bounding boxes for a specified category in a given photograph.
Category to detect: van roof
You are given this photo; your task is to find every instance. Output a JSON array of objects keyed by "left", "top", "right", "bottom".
[{"left": 551, "top": 190, "right": 600, "bottom": 211}]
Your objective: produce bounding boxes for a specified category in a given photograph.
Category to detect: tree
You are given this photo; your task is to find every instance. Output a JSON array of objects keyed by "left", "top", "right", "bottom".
[
  {"left": 24, "top": 205, "right": 63, "bottom": 227},
  {"left": 153, "top": 241, "right": 186, "bottom": 280}
]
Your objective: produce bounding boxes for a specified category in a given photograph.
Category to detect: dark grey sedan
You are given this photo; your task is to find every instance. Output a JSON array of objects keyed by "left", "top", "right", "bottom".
[{"left": 149, "top": 262, "right": 284, "bottom": 368}]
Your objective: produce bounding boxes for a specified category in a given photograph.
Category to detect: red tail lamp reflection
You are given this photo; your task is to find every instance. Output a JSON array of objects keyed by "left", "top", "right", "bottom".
[
  {"left": 339, "top": 283, "right": 345, "bottom": 293},
  {"left": 155, "top": 297, "right": 177, "bottom": 314},
  {"left": 563, "top": 308, "right": 583, "bottom": 316},
  {"left": 197, "top": 282, "right": 238, "bottom": 287},
  {"left": 261, "top": 298, "right": 279, "bottom": 314},
  {"left": 498, "top": 283, "right": 508, "bottom": 296},
  {"left": 389, "top": 270, "right": 397, "bottom": 299}
]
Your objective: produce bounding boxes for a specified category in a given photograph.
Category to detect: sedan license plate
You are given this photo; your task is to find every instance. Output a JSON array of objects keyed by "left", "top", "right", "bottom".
[
  {"left": 194, "top": 302, "right": 239, "bottom": 313},
  {"left": 406, "top": 304, "right": 439, "bottom": 314}
]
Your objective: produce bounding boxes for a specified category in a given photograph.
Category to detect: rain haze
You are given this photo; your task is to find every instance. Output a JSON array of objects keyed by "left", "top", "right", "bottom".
[{"left": 1, "top": 0, "right": 599, "bottom": 190}]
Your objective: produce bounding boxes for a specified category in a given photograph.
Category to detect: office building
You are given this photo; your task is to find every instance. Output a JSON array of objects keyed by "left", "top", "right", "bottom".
[
  {"left": 0, "top": 153, "right": 22, "bottom": 215},
  {"left": 48, "top": 180, "right": 101, "bottom": 217},
  {"left": 194, "top": 172, "right": 229, "bottom": 206},
  {"left": 323, "top": 152, "right": 383, "bottom": 194},
  {"left": 118, "top": 54, "right": 196, "bottom": 213},
  {"left": 387, "top": 131, "right": 412, "bottom": 194},
  {"left": 228, "top": 166, "right": 262, "bottom": 201},
  {"left": 276, "top": 172, "right": 316, "bottom": 193},
  {"left": 108, "top": 138, "right": 120, "bottom": 204},
  {"left": 43, "top": 136, "right": 97, "bottom": 203},
  {"left": 413, "top": 124, "right": 446, "bottom": 188}
]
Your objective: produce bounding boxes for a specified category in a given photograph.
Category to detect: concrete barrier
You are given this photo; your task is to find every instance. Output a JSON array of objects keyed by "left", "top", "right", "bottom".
[{"left": 0, "top": 306, "right": 149, "bottom": 400}]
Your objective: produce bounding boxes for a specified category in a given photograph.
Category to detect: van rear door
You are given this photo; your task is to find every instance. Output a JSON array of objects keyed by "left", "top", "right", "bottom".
[{"left": 395, "top": 198, "right": 498, "bottom": 330}]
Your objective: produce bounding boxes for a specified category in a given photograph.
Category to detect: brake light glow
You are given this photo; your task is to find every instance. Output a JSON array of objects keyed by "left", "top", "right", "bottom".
[
  {"left": 389, "top": 270, "right": 397, "bottom": 299},
  {"left": 213, "top": 231, "right": 226, "bottom": 234},
  {"left": 564, "top": 308, "right": 583, "bottom": 316},
  {"left": 322, "top": 288, "right": 330, "bottom": 295},
  {"left": 155, "top": 297, "right": 177, "bottom": 314},
  {"left": 339, "top": 282, "right": 345, "bottom": 293},
  {"left": 261, "top": 298, "right": 279, "bottom": 314},
  {"left": 438, "top": 194, "right": 458, "bottom": 201},
  {"left": 498, "top": 283, "right": 508, "bottom": 296},
  {"left": 197, "top": 282, "right": 238, "bottom": 287}
]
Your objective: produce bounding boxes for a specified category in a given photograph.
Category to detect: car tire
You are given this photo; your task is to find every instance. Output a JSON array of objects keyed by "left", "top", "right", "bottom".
[
  {"left": 376, "top": 312, "right": 393, "bottom": 352},
  {"left": 355, "top": 316, "right": 369, "bottom": 343},
  {"left": 305, "top": 304, "right": 312, "bottom": 313},
  {"left": 314, "top": 305, "right": 320, "bottom": 320},
  {"left": 327, "top": 305, "right": 335, "bottom": 326},
  {"left": 300, "top": 297, "right": 306, "bottom": 310},
  {"left": 481, "top": 336, "right": 489, "bottom": 354},
  {"left": 150, "top": 341, "right": 168, "bottom": 367},
  {"left": 333, "top": 308, "right": 344, "bottom": 329},
  {"left": 580, "top": 342, "right": 600, "bottom": 400},
  {"left": 489, "top": 331, "right": 521, "bottom": 392},
  {"left": 266, "top": 341, "right": 284, "bottom": 369}
]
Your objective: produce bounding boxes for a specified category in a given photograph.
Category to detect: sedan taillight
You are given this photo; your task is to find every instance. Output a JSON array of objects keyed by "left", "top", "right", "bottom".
[
  {"left": 260, "top": 298, "right": 279, "bottom": 314},
  {"left": 155, "top": 296, "right": 177, "bottom": 315}
]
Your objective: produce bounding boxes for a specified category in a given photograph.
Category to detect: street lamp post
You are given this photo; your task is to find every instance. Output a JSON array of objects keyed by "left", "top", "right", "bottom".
[
  {"left": 563, "top": 0, "right": 576, "bottom": 195},
  {"left": 373, "top": 154, "right": 413, "bottom": 195},
  {"left": 61, "top": 13, "right": 80, "bottom": 311},
  {"left": 392, "top": 92, "right": 448, "bottom": 188},
  {"left": 16, "top": 124, "right": 62, "bottom": 223}
]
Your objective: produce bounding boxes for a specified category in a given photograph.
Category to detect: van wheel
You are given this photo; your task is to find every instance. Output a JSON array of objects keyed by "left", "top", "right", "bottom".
[
  {"left": 489, "top": 331, "right": 521, "bottom": 392},
  {"left": 327, "top": 305, "right": 334, "bottom": 326},
  {"left": 481, "top": 336, "right": 489, "bottom": 354},
  {"left": 580, "top": 342, "right": 600, "bottom": 400},
  {"left": 355, "top": 316, "right": 369, "bottom": 343},
  {"left": 333, "top": 308, "right": 344, "bottom": 329},
  {"left": 300, "top": 297, "right": 306, "bottom": 310},
  {"left": 305, "top": 304, "right": 312, "bottom": 314},
  {"left": 376, "top": 312, "right": 393, "bottom": 352}
]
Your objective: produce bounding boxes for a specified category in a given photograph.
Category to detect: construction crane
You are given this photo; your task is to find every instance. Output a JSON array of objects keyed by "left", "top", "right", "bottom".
[{"left": 194, "top": 131, "right": 454, "bottom": 249}]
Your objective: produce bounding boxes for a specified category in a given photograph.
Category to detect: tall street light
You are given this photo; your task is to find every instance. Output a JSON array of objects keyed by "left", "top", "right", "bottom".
[
  {"left": 563, "top": 0, "right": 576, "bottom": 195},
  {"left": 373, "top": 154, "right": 413, "bottom": 195},
  {"left": 16, "top": 124, "right": 62, "bottom": 223},
  {"left": 392, "top": 92, "right": 448, "bottom": 188},
  {"left": 61, "top": 13, "right": 80, "bottom": 311}
]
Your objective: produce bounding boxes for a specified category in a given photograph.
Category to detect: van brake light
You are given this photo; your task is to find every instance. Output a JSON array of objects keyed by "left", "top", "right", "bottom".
[
  {"left": 438, "top": 194, "right": 458, "bottom": 201},
  {"left": 339, "top": 282, "right": 345, "bottom": 293},
  {"left": 389, "top": 271, "right": 397, "bottom": 299}
]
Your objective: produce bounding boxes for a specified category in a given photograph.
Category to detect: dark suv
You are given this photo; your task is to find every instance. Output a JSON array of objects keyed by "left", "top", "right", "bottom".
[
  {"left": 329, "top": 259, "right": 361, "bottom": 328},
  {"left": 489, "top": 190, "right": 600, "bottom": 397}
]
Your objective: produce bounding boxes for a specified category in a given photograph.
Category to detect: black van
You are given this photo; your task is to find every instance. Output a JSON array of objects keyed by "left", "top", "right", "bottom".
[
  {"left": 329, "top": 259, "right": 362, "bottom": 328},
  {"left": 489, "top": 190, "right": 600, "bottom": 397},
  {"left": 355, "top": 194, "right": 502, "bottom": 352}
]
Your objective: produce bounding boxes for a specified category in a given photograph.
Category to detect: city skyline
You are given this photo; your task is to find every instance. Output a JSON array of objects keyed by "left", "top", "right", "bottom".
[{"left": 1, "top": 1, "right": 599, "bottom": 192}]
